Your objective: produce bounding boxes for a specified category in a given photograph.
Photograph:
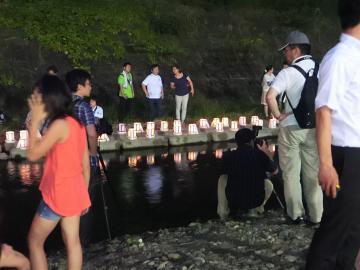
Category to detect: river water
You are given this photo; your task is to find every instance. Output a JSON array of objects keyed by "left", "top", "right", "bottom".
[{"left": 0, "top": 141, "right": 281, "bottom": 254}]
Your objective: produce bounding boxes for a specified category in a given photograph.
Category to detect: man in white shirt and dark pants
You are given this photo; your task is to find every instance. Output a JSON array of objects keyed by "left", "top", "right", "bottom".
[
  {"left": 306, "top": 1, "right": 360, "bottom": 269},
  {"left": 267, "top": 31, "right": 323, "bottom": 225},
  {"left": 142, "top": 64, "right": 164, "bottom": 120}
]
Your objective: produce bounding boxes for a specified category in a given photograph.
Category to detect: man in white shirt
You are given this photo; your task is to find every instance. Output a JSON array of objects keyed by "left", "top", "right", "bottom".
[
  {"left": 266, "top": 31, "right": 323, "bottom": 225},
  {"left": 142, "top": 64, "right": 164, "bottom": 120},
  {"left": 90, "top": 96, "right": 104, "bottom": 126},
  {"left": 306, "top": 1, "right": 360, "bottom": 269}
]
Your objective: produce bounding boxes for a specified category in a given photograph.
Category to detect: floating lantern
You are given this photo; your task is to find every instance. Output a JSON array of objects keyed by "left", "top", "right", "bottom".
[
  {"left": 221, "top": 117, "right": 229, "bottom": 128},
  {"left": 128, "top": 156, "right": 137, "bottom": 168},
  {"left": 146, "top": 127, "right": 155, "bottom": 139},
  {"left": 188, "top": 124, "right": 199, "bottom": 135},
  {"left": 5, "top": 131, "right": 15, "bottom": 143},
  {"left": 215, "top": 149, "right": 223, "bottom": 159},
  {"left": 133, "top": 122, "right": 143, "bottom": 133},
  {"left": 215, "top": 122, "right": 224, "bottom": 133},
  {"left": 174, "top": 153, "right": 182, "bottom": 164},
  {"left": 251, "top": 116, "right": 259, "bottom": 126},
  {"left": 161, "top": 153, "right": 169, "bottom": 159},
  {"left": 118, "top": 123, "right": 127, "bottom": 134},
  {"left": 188, "top": 151, "right": 198, "bottom": 161},
  {"left": 211, "top": 118, "right": 220, "bottom": 127},
  {"left": 147, "top": 155, "right": 155, "bottom": 166},
  {"left": 146, "top": 122, "right": 155, "bottom": 130},
  {"left": 199, "top": 119, "right": 210, "bottom": 129},
  {"left": 230, "top": 121, "right": 238, "bottom": 131},
  {"left": 98, "top": 133, "right": 110, "bottom": 142},
  {"left": 160, "top": 121, "right": 168, "bottom": 132},
  {"left": 258, "top": 119, "right": 264, "bottom": 127},
  {"left": 239, "top": 116, "right": 247, "bottom": 126},
  {"left": 269, "top": 118, "right": 277, "bottom": 129},
  {"left": 127, "top": 128, "right": 137, "bottom": 140}
]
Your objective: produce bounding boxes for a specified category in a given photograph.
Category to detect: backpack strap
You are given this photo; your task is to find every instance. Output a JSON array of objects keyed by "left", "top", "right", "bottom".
[{"left": 289, "top": 65, "right": 308, "bottom": 78}]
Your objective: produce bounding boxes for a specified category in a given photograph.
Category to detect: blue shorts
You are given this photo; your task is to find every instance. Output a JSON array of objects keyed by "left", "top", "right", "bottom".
[{"left": 37, "top": 199, "right": 61, "bottom": 221}]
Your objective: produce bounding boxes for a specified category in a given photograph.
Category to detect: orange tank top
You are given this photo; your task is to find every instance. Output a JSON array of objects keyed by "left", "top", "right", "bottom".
[{"left": 39, "top": 116, "right": 91, "bottom": 216}]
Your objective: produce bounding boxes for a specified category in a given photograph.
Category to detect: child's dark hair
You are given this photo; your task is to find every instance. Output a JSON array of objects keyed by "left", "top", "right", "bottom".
[
  {"left": 338, "top": 0, "right": 360, "bottom": 30},
  {"left": 151, "top": 64, "right": 159, "bottom": 71},
  {"left": 123, "top": 62, "right": 131, "bottom": 68},
  {"left": 46, "top": 65, "right": 59, "bottom": 75},
  {"left": 34, "top": 75, "right": 75, "bottom": 125},
  {"left": 172, "top": 64, "right": 182, "bottom": 72},
  {"left": 265, "top": 65, "right": 273, "bottom": 74},
  {"left": 65, "top": 69, "right": 91, "bottom": 93}
]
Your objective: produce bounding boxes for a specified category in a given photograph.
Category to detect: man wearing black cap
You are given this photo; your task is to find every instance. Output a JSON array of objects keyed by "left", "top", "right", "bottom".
[
  {"left": 266, "top": 31, "right": 323, "bottom": 225},
  {"left": 217, "top": 128, "right": 277, "bottom": 219}
]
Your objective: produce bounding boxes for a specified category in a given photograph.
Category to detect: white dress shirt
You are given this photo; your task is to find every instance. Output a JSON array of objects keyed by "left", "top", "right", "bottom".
[{"left": 315, "top": 34, "right": 360, "bottom": 147}]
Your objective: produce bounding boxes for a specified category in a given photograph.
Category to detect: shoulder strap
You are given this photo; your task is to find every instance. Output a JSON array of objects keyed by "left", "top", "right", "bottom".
[{"left": 289, "top": 65, "right": 308, "bottom": 78}]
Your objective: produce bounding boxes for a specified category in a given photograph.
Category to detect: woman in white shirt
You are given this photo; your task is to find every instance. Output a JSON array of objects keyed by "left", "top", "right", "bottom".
[{"left": 261, "top": 65, "right": 275, "bottom": 118}]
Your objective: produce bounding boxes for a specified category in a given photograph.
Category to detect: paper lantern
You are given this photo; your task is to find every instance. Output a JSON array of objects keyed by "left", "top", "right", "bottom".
[
  {"left": 127, "top": 128, "right": 137, "bottom": 140},
  {"left": 230, "top": 121, "right": 238, "bottom": 131},
  {"left": 20, "top": 130, "right": 28, "bottom": 140},
  {"left": 118, "top": 123, "right": 127, "bottom": 134},
  {"left": 160, "top": 121, "right": 168, "bottom": 132},
  {"left": 147, "top": 155, "right": 155, "bottom": 166},
  {"left": 128, "top": 156, "right": 137, "bottom": 168},
  {"left": 268, "top": 118, "right": 277, "bottom": 129},
  {"left": 239, "top": 116, "right": 247, "bottom": 126},
  {"left": 173, "top": 120, "right": 182, "bottom": 135},
  {"left": 5, "top": 131, "right": 15, "bottom": 143},
  {"left": 215, "top": 122, "right": 224, "bottom": 133},
  {"left": 161, "top": 153, "right": 169, "bottom": 159},
  {"left": 211, "top": 118, "right": 220, "bottom": 127},
  {"left": 173, "top": 120, "right": 181, "bottom": 128},
  {"left": 133, "top": 122, "right": 143, "bottom": 133},
  {"left": 188, "top": 151, "right": 198, "bottom": 161},
  {"left": 174, "top": 153, "right": 182, "bottom": 164},
  {"left": 221, "top": 117, "right": 229, "bottom": 128},
  {"left": 188, "top": 124, "right": 199, "bottom": 135},
  {"left": 146, "top": 122, "right": 155, "bottom": 130},
  {"left": 146, "top": 128, "right": 155, "bottom": 139},
  {"left": 251, "top": 116, "right": 259, "bottom": 126},
  {"left": 215, "top": 149, "right": 223, "bottom": 159},
  {"left": 98, "top": 133, "right": 110, "bottom": 142},
  {"left": 17, "top": 139, "right": 28, "bottom": 150},
  {"left": 258, "top": 119, "right": 264, "bottom": 127},
  {"left": 199, "top": 119, "right": 210, "bottom": 129}
]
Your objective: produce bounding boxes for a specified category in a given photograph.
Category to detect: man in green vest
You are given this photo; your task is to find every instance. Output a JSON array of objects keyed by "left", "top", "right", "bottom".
[{"left": 117, "top": 62, "right": 135, "bottom": 121}]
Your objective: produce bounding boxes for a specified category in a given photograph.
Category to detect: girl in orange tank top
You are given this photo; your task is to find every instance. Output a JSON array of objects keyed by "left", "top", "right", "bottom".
[{"left": 27, "top": 75, "right": 90, "bottom": 270}]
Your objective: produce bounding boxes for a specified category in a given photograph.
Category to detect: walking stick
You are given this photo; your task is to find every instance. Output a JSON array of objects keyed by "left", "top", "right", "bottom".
[{"left": 272, "top": 189, "right": 285, "bottom": 210}]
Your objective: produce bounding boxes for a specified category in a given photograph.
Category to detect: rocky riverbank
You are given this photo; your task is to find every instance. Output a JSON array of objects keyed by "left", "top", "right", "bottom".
[{"left": 49, "top": 210, "right": 315, "bottom": 270}]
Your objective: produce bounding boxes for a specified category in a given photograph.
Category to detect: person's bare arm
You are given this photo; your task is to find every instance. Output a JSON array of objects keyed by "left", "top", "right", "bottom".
[
  {"left": 266, "top": 88, "right": 287, "bottom": 121},
  {"left": 86, "top": 124, "right": 98, "bottom": 156},
  {"left": 317, "top": 106, "right": 338, "bottom": 198},
  {"left": 170, "top": 82, "right": 175, "bottom": 89},
  {"left": 187, "top": 76, "right": 195, "bottom": 96},
  {"left": 82, "top": 146, "right": 90, "bottom": 188},
  {"left": 142, "top": 83, "right": 149, "bottom": 97}
]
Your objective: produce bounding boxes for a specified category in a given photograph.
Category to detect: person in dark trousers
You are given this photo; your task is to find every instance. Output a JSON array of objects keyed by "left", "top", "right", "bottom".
[
  {"left": 217, "top": 128, "right": 277, "bottom": 219},
  {"left": 117, "top": 62, "right": 135, "bottom": 121},
  {"left": 306, "top": 0, "right": 360, "bottom": 269},
  {"left": 142, "top": 64, "right": 164, "bottom": 120},
  {"left": 65, "top": 69, "right": 99, "bottom": 246}
]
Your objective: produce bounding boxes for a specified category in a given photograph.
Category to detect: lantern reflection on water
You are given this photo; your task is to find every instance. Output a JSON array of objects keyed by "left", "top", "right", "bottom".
[
  {"left": 5, "top": 131, "right": 15, "bottom": 143},
  {"left": 19, "top": 164, "right": 31, "bottom": 185},
  {"left": 118, "top": 123, "right": 127, "bottom": 134},
  {"left": 188, "top": 124, "right": 198, "bottom": 135},
  {"left": 199, "top": 119, "right": 210, "bottom": 129},
  {"left": 221, "top": 117, "right": 229, "bottom": 128},
  {"left": 128, "top": 156, "right": 138, "bottom": 167},
  {"left": 160, "top": 121, "right": 168, "bottom": 132},
  {"left": 215, "top": 122, "right": 224, "bottom": 133},
  {"left": 187, "top": 151, "right": 198, "bottom": 161},
  {"left": 174, "top": 153, "right": 182, "bottom": 164},
  {"left": 230, "top": 121, "right": 238, "bottom": 131},
  {"left": 147, "top": 155, "right": 155, "bottom": 166},
  {"left": 211, "top": 118, "right": 220, "bottom": 127},
  {"left": 134, "top": 122, "right": 143, "bottom": 133},
  {"left": 239, "top": 116, "right": 247, "bottom": 126},
  {"left": 215, "top": 149, "right": 223, "bottom": 159}
]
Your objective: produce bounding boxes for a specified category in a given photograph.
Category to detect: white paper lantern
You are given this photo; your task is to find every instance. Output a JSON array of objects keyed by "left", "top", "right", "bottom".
[
  {"left": 5, "top": 131, "right": 15, "bottom": 143},
  {"left": 188, "top": 124, "right": 199, "bottom": 135},
  {"left": 160, "top": 121, "right": 168, "bottom": 132},
  {"left": 211, "top": 118, "right": 220, "bottom": 127},
  {"left": 118, "top": 123, "right": 127, "bottom": 134},
  {"left": 199, "top": 119, "right": 210, "bottom": 129},
  {"left": 17, "top": 139, "right": 28, "bottom": 150},
  {"left": 215, "top": 149, "right": 223, "bottom": 159},
  {"left": 239, "top": 116, "right": 247, "bottom": 126},
  {"left": 128, "top": 156, "right": 137, "bottom": 167},
  {"left": 258, "top": 119, "right": 264, "bottom": 127},
  {"left": 188, "top": 151, "right": 198, "bottom": 161},
  {"left": 230, "top": 121, "right": 238, "bottom": 131},
  {"left": 251, "top": 116, "right": 259, "bottom": 126},
  {"left": 268, "top": 118, "right": 277, "bottom": 129},
  {"left": 146, "top": 128, "right": 155, "bottom": 139},
  {"left": 146, "top": 122, "right": 155, "bottom": 130},
  {"left": 173, "top": 120, "right": 181, "bottom": 128},
  {"left": 19, "top": 130, "right": 28, "bottom": 140},
  {"left": 98, "top": 133, "right": 110, "bottom": 142},
  {"left": 173, "top": 124, "right": 182, "bottom": 135},
  {"left": 147, "top": 155, "right": 155, "bottom": 165},
  {"left": 133, "top": 122, "right": 143, "bottom": 133},
  {"left": 127, "top": 128, "right": 137, "bottom": 140},
  {"left": 215, "top": 122, "right": 224, "bottom": 133},
  {"left": 221, "top": 117, "right": 229, "bottom": 128},
  {"left": 174, "top": 153, "right": 182, "bottom": 164}
]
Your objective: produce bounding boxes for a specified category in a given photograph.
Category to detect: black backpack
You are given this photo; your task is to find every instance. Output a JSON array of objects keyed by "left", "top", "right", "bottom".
[{"left": 284, "top": 61, "right": 319, "bottom": 129}]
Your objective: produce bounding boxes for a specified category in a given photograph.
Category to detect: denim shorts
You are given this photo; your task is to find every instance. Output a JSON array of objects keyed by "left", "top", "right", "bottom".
[{"left": 37, "top": 199, "right": 61, "bottom": 221}]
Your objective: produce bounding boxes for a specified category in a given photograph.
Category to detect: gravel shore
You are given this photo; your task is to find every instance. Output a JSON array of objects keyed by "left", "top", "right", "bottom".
[{"left": 49, "top": 210, "right": 315, "bottom": 270}]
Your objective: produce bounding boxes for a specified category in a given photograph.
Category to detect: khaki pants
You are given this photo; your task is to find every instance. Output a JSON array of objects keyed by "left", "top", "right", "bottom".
[
  {"left": 217, "top": 175, "right": 274, "bottom": 220},
  {"left": 175, "top": 94, "right": 189, "bottom": 122},
  {"left": 278, "top": 125, "right": 323, "bottom": 223}
]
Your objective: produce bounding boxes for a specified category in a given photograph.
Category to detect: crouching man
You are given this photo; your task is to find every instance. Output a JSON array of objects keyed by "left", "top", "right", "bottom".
[{"left": 217, "top": 128, "right": 277, "bottom": 219}]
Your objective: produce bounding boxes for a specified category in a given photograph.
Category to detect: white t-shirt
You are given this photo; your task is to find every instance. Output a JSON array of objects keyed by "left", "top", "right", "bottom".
[
  {"left": 142, "top": 74, "right": 163, "bottom": 99},
  {"left": 262, "top": 73, "right": 275, "bottom": 92},
  {"left": 92, "top": 106, "right": 103, "bottom": 119},
  {"left": 315, "top": 34, "right": 360, "bottom": 147},
  {"left": 271, "top": 55, "right": 315, "bottom": 127}
]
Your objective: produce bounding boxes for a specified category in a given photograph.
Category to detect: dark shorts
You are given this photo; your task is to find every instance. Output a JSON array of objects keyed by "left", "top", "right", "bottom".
[{"left": 37, "top": 199, "right": 61, "bottom": 221}]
